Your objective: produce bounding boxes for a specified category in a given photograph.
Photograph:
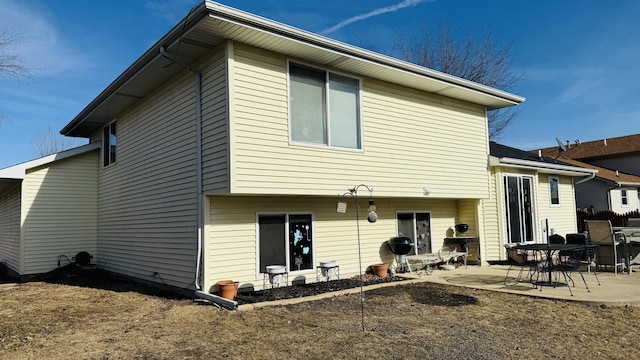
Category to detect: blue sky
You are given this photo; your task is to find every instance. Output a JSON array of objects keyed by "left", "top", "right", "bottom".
[{"left": 1, "top": 0, "right": 639, "bottom": 168}]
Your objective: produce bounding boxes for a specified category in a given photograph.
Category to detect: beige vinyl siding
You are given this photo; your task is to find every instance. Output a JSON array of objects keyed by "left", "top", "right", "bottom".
[
  {"left": 0, "top": 183, "right": 21, "bottom": 273},
  {"left": 481, "top": 167, "right": 503, "bottom": 261},
  {"left": 201, "top": 45, "right": 230, "bottom": 193},
  {"left": 229, "top": 43, "right": 490, "bottom": 198},
  {"left": 96, "top": 69, "right": 199, "bottom": 289},
  {"left": 205, "top": 195, "right": 458, "bottom": 291},
  {"left": 536, "top": 174, "right": 578, "bottom": 239},
  {"left": 20, "top": 151, "right": 98, "bottom": 274},
  {"left": 456, "top": 199, "right": 478, "bottom": 236}
]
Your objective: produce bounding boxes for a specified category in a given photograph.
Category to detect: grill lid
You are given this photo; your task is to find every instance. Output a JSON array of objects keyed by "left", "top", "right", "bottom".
[{"left": 388, "top": 236, "right": 414, "bottom": 255}]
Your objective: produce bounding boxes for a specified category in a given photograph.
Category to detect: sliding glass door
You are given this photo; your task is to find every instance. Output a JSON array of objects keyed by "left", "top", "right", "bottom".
[{"left": 504, "top": 175, "right": 535, "bottom": 243}]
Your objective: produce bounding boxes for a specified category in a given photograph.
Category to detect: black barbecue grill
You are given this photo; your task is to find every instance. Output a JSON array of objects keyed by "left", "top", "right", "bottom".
[
  {"left": 388, "top": 236, "right": 414, "bottom": 273},
  {"left": 388, "top": 236, "right": 414, "bottom": 255}
]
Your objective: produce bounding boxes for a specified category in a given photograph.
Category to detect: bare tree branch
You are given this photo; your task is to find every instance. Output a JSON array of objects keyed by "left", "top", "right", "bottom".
[
  {"left": 396, "top": 25, "right": 522, "bottom": 139},
  {"left": 0, "top": 29, "right": 31, "bottom": 79},
  {"left": 32, "top": 125, "right": 83, "bottom": 157}
]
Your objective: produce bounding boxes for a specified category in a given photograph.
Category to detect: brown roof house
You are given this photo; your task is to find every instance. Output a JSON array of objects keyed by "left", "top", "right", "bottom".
[{"left": 537, "top": 134, "right": 640, "bottom": 213}]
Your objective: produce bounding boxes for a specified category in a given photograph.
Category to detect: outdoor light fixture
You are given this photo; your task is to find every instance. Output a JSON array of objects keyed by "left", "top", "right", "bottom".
[
  {"left": 367, "top": 199, "right": 377, "bottom": 223},
  {"left": 338, "top": 184, "right": 377, "bottom": 331}
]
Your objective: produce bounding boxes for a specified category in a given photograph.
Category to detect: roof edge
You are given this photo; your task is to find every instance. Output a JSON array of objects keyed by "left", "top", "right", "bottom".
[
  {"left": 0, "top": 142, "right": 100, "bottom": 179},
  {"left": 61, "top": 1, "right": 524, "bottom": 137},
  {"left": 205, "top": 1, "right": 524, "bottom": 106}
]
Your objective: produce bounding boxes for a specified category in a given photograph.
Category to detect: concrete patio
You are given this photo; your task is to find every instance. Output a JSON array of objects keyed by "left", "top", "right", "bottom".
[
  {"left": 238, "top": 264, "right": 640, "bottom": 310},
  {"left": 414, "top": 264, "right": 640, "bottom": 306}
]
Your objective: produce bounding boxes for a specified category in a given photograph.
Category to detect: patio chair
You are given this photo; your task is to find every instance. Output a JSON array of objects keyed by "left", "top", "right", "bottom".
[
  {"left": 565, "top": 233, "right": 600, "bottom": 285},
  {"left": 503, "top": 244, "right": 540, "bottom": 286},
  {"left": 585, "top": 220, "right": 627, "bottom": 275},
  {"left": 552, "top": 246, "right": 592, "bottom": 296}
]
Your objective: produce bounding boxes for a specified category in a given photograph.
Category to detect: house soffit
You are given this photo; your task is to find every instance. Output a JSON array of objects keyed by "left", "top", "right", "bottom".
[{"left": 61, "top": 2, "right": 524, "bottom": 138}]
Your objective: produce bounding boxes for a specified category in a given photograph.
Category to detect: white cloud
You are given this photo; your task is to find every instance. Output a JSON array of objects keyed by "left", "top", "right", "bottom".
[
  {"left": 320, "top": 0, "right": 432, "bottom": 35},
  {"left": 0, "top": 0, "right": 93, "bottom": 77}
]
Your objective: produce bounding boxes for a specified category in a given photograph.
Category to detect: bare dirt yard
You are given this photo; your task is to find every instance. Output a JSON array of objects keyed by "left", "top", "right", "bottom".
[{"left": 1, "top": 269, "right": 640, "bottom": 360}]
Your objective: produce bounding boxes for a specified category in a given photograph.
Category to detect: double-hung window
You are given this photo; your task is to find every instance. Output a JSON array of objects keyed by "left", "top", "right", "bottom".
[
  {"left": 622, "top": 189, "right": 628, "bottom": 206},
  {"left": 103, "top": 122, "right": 116, "bottom": 167},
  {"left": 258, "top": 213, "right": 314, "bottom": 273},
  {"left": 289, "top": 63, "right": 361, "bottom": 149}
]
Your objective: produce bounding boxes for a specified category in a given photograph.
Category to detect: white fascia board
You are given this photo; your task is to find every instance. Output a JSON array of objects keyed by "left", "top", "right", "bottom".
[
  {"left": 205, "top": 1, "right": 524, "bottom": 107},
  {"left": 489, "top": 156, "right": 598, "bottom": 177},
  {"left": 617, "top": 182, "right": 640, "bottom": 187}
]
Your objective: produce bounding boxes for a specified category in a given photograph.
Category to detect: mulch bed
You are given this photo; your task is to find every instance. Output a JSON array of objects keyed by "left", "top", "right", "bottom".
[{"left": 235, "top": 273, "right": 407, "bottom": 304}]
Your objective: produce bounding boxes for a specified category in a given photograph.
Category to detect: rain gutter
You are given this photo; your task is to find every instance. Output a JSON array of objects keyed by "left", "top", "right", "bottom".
[{"left": 489, "top": 156, "right": 598, "bottom": 178}]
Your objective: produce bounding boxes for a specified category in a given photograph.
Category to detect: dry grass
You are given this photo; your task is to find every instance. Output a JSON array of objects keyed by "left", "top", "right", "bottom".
[{"left": 1, "top": 271, "right": 640, "bottom": 360}]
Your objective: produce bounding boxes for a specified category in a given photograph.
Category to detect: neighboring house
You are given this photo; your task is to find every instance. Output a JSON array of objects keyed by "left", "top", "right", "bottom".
[
  {"left": 3, "top": 2, "right": 586, "bottom": 294},
  {"left": 538, "top": 134, "right": 640, "bottom": 213},
  {"left": 558, "top": 158, "right": 640, "bottom": 213},
  {"left": 483, "top": 142, "right": 597, "bottom": 261}
]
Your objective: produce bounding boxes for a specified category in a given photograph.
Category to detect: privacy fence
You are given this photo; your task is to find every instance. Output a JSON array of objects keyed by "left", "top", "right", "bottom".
[{"left": 576, "top": 209, "right": 640, "bottom": 233}]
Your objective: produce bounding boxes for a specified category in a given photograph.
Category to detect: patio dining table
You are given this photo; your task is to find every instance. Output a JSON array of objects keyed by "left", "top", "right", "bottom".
[{"left": 512, "top": 243, "right": 584, "bottom": 287}]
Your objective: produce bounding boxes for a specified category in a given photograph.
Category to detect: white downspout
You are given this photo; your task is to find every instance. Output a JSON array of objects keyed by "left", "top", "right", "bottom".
[{"left": 160, "top": 46, "right": 237, "bottom": 309}]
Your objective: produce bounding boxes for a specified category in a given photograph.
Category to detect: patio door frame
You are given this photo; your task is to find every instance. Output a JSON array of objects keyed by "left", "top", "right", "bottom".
[{"left": 503, "top": 174, "right": 536, "bottom": 244}]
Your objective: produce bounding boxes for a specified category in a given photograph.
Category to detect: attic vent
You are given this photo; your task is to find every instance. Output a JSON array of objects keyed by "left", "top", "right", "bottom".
[{"left": 604, "top": 139, "right": 608, "bottom": 146}]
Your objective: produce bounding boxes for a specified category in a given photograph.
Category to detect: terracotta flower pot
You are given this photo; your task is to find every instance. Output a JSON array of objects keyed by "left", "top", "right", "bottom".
[
  {"left": 371, "top": 263, "right": 389, "bottom": 277},
  {"left": 216, "top": 280, "right": 239, "bottom": 300}
]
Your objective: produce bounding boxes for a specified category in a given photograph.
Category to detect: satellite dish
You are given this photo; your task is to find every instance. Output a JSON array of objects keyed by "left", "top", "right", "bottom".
[{"left": 556, "top": 138, "right": 567, "bottom": 152}]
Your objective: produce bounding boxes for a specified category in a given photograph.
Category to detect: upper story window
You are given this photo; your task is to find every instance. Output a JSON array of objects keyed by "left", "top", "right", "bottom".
[
  {"left": 289, "top": 63, "right": 361, "bottom": 149},
  {"left": 103, "top": 122, "right": 116, "bottom": 167},
  {"left": 549, "top": 176, "right": 559, "bottom": 206},
  {"left": 621, "top": 189, "right": 628, "bottom": 206}
]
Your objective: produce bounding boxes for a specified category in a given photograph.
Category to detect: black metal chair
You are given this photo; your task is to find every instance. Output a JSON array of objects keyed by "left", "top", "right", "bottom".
[
  {"left": 566, "top": 233, "right": 600, "bottom": 285},
  {"left": 503, "top": 245, "right": 540, "bottom": 286},
  {"left": 552, "top": 246, "right": 592, "bottom": 296}
]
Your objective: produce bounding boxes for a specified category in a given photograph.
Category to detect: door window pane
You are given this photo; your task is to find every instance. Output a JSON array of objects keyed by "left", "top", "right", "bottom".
[
  {"left": 258, "top": 215, "right": 286, "bottom": 273},
  {"left": 289, "top": 214, "right": 313, "bottom": 271},
  {"left": 505, "top": 176, "right": 535, "bottom": 243},
  {"left": 397, "top": 212, "right": 431, "bottom": 255}
]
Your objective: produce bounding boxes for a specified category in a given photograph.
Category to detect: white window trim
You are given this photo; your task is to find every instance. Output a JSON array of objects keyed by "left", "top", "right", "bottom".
[
  {"left": 621, "top": 189, "right": 629, "bottom": 207},
  {"left": 255, "top": 211, "right": 316, "bottom": 279},
  {"left": 549, "top": 175, "right": 560, "bottom": 207},
  {"left": 286, "top": 60, "right": 364, "bottom": 151}
]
